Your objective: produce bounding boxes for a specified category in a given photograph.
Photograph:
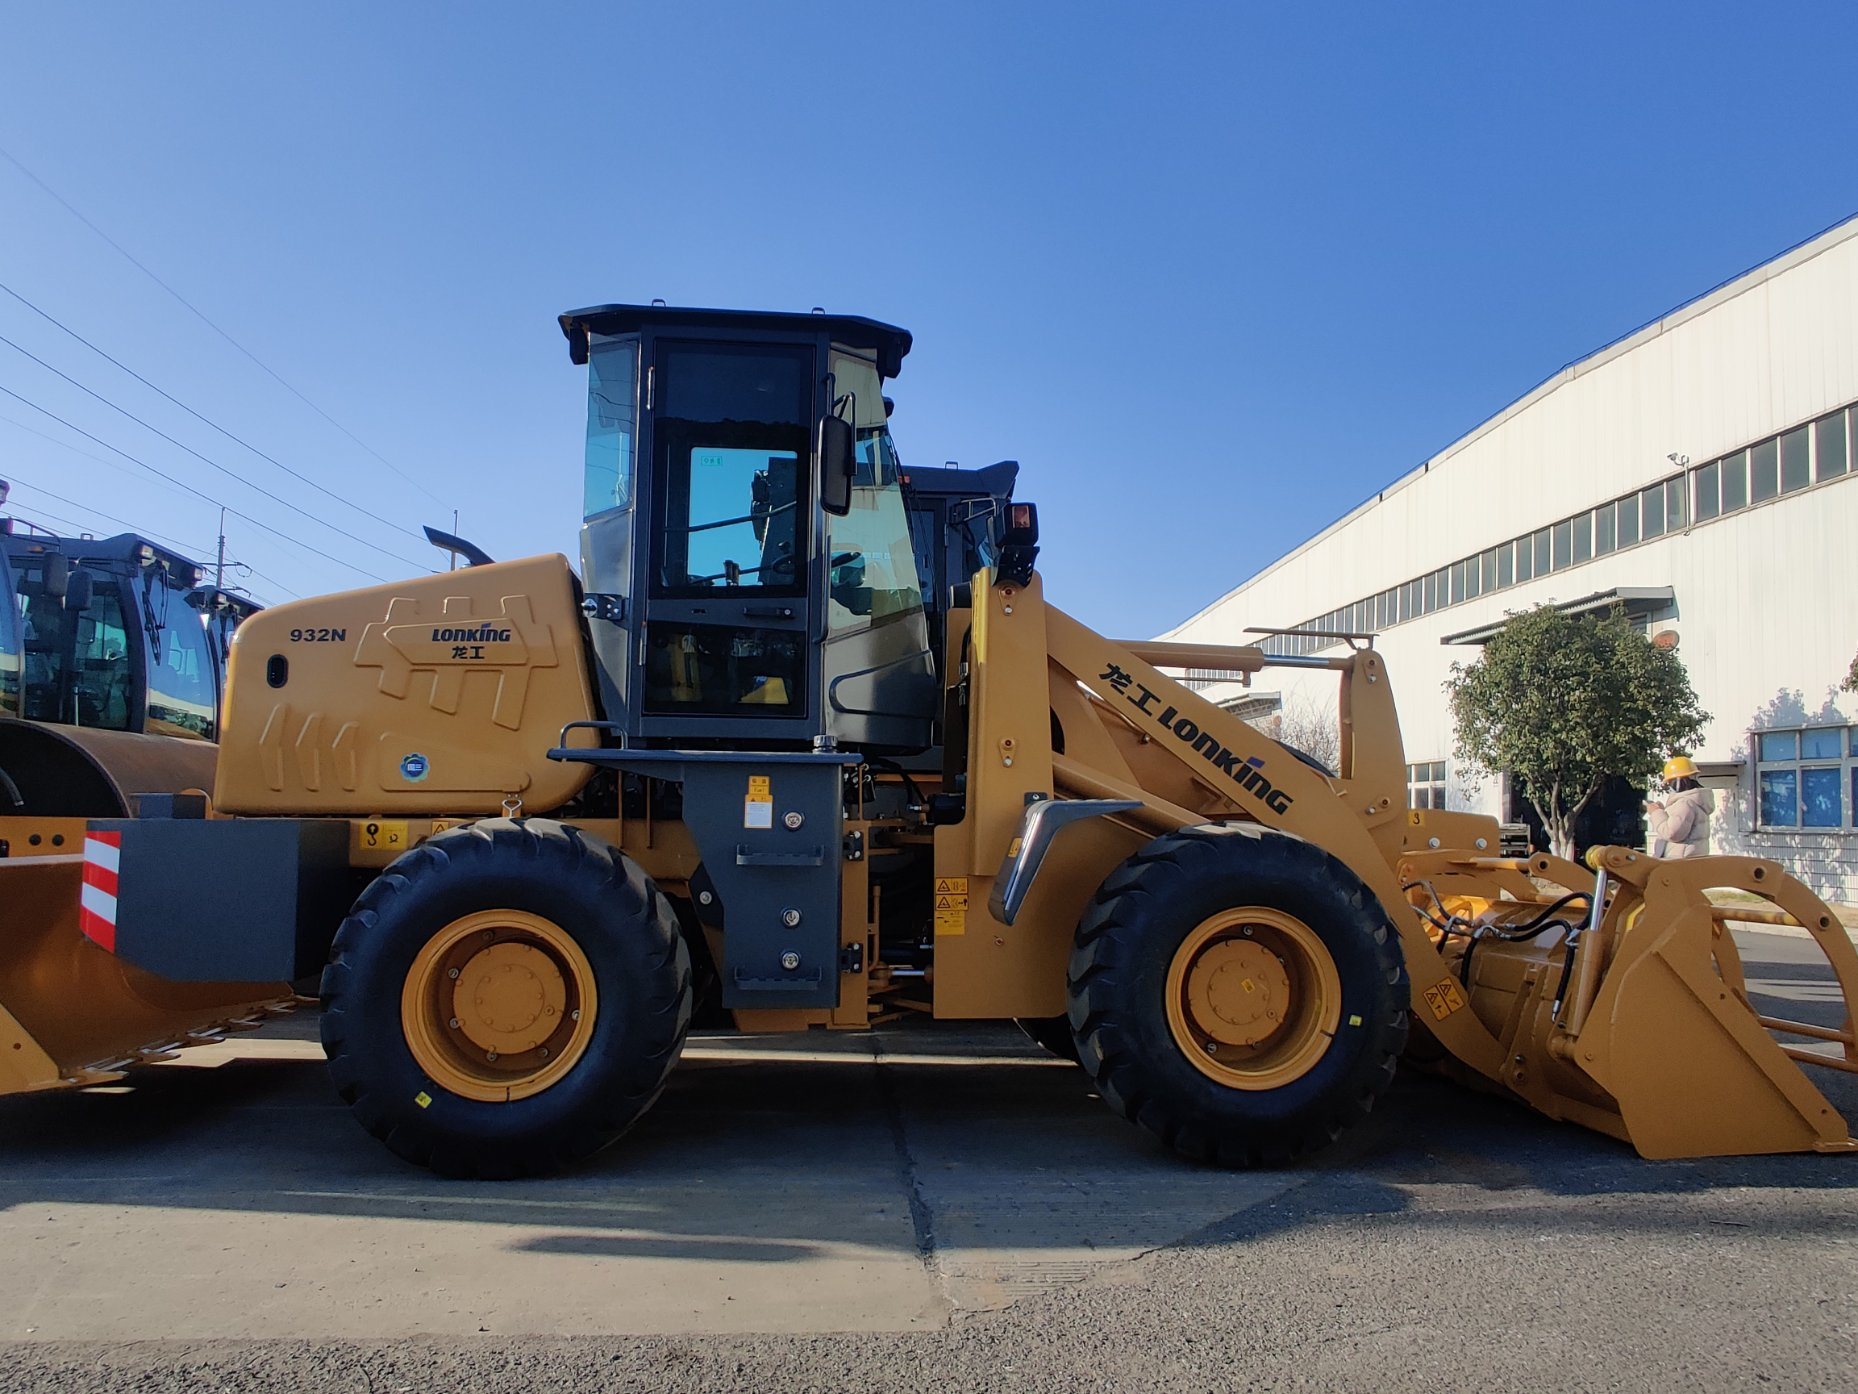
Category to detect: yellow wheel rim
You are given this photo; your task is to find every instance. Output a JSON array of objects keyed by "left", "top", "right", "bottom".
[
  {"left": 1164, "top": 907, "right": 1343, "bottom": 1091},
  {"left": 401, "top": 909, "right": 598, "bottom": 1102}
]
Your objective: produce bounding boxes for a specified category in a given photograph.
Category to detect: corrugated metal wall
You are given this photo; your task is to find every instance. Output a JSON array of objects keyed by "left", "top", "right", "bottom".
[{"left": 1168, "top": 218, "right": 1858, "bottom": 899}]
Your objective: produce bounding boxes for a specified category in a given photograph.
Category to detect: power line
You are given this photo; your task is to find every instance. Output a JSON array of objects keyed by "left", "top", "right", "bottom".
[
  {"left": 0, "top": 279, "right": 430, "bottom": 542},
  {"left": 0, "top": 382, "right": 395, "bottom": 584},
  {"left": 0, "top": 142, "right": 446, "bottom": 506},
  {"left": 0, "top": 332, "right": 427, "bottom": 571},
  {"left": 0, "top": 468, "right": 215, "bottom": 556},
  {"left": 2, "top": 409, "right": 337, "bottom": 594}
]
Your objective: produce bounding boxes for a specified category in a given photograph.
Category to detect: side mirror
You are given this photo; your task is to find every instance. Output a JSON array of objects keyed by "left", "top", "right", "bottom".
[
  {"left": 43, "top": 554, "right": 69, "bottom": 601},
  {"left": 64, "top": 566, "right": 94, "bottom": 613},
  {"left": 819, "top": 415, "right": 855, "bottom": 517}
]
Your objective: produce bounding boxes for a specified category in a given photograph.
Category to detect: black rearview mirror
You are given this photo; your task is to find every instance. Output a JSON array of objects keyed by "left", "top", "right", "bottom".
[
  {"left": 819, "top": 415, "right": 855, "bottom": 517},
  {"left": 64, "top": 566, "right": 94, "bottom": 613}
]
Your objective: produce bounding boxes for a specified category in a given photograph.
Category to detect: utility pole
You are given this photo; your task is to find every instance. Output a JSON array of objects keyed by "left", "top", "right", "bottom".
[{"left": 214, "top": 505, "right": 227, "bottom": 592}]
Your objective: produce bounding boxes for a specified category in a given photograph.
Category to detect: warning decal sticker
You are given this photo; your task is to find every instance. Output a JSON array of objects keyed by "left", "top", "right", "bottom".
[
  {"left": 934, "top": 876, "right": 969, "bottom": 935},
  {"left": 745, "top": 774, "right": 773, "bottom": 830},
  {"left": 1423, "top": 977, "right": 1467, "bottom": 1021}
]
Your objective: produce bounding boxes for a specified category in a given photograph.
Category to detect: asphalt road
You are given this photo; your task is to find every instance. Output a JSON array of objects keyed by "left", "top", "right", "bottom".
[{"left": 0, "top": 928, "right": 1854, "bottom": 1392}]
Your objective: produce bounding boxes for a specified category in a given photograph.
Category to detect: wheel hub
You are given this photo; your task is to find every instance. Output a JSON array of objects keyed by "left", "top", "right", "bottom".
[
  {"left": 454, "top": 942, "right": 566, "bottom": 1054},
  {"left": 1187, "top": 939, "right": 1291, "bottom": 1047}
]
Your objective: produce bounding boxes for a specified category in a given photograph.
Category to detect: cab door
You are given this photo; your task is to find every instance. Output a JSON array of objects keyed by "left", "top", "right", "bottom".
[{"left": 637, "top": 339, "right": 819, "bottom": 738}]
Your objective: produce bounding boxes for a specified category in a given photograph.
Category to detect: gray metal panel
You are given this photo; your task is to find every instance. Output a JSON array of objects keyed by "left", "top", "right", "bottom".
[
  {"left": 96, "top": 818, "right": 351, "bottom": 982},
  {"left": 672, "top": 759, "right": 846, "bottom": 1009}
]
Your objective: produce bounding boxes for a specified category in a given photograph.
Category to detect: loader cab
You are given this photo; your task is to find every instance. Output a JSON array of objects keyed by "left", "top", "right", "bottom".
[
  {"left": 562, "top": 304, "right": 938, "bottom": 753},
  {"left": 0, "top": 529, "right": 249, "bottom": 739},
  {"left": 901, "top": 458, "right": 1018, "bottom": 664}
]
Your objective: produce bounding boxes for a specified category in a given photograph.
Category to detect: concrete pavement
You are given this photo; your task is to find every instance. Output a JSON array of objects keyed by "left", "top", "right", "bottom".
[{"left": 0, "top": 929, "right": 1853, "bottom": 1390}]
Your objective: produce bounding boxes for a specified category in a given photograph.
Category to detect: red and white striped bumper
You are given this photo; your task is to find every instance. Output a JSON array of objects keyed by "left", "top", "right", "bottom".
[{"left": 79, "top": 831, "right": 121, "bottom": 953}]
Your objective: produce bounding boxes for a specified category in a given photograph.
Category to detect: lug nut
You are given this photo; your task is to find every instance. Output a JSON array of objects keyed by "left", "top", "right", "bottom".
[
  {"left": 448, "top": 1017, "right": 460, "bottom": 1030},
  {"left": 486, "top": 1051, "right": 499, "bottom": 1062},
  {"left": 448, "top": 968, "right": 460, "bottom": 979},
  {"left": 698, "top": 890, "right": 714, "bottom": 905},
  {"left": 781, "top": 908, "right": 802, "bottom": 927},
  {"left": 780, "top": 951, "right": 801, "bottom": 970},
  {"left": 783, "top": 811, "right": 805, "bottom": 830}
]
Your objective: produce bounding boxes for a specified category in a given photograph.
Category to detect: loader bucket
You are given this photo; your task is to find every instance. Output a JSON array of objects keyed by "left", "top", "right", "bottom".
[
  {"left": 0, "top": 855, "right": 291, "bottom": 1095},
  {"left": 1565, "top": 849, "right": 1858, "bottom": 1159},
  {"left": 0, "top": 721, "right": 293, "bottom": 1097}
]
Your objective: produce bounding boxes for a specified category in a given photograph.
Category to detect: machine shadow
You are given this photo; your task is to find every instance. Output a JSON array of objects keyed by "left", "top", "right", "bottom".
[{"left": 1, "top": 1019, "right": 1855, "bottom": 1276}]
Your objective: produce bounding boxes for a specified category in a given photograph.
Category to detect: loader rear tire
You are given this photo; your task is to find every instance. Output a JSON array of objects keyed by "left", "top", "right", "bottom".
[
  {"left": 320, "top": 818, "right": 691, "bottom": 1179},
  {"left": 1068, "top": 825, "right": 1406, "bottom": 1167}
]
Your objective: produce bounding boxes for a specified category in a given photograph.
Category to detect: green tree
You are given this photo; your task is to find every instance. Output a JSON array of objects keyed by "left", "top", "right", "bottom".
[{"left": 1446, "top": 605, "right": 1708, "bottom": 860}]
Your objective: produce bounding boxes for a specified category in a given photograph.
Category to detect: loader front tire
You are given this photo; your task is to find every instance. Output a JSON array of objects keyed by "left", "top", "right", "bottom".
[
  {"left": 1068, "top": 826, "right": 1406, "bottom": 1167},
  {"left": 321, "top": 818, "right": 691, "bottom": 1179}
]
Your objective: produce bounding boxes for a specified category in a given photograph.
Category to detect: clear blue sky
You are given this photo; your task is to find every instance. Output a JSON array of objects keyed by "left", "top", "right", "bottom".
[{"left": 2, "top": 3, "right": 1855, "bottom": 637}]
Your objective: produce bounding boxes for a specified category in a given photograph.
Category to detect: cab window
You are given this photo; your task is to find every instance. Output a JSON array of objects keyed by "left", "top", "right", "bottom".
[
  {"left": 652, "top": 343, "right": 810, "bottom": 596},
  {"left": 583, "top": 336, "right": 639, "bottom": 519},
  {"left": 0, "top": 564, "right": 17, "bottom": 717}
]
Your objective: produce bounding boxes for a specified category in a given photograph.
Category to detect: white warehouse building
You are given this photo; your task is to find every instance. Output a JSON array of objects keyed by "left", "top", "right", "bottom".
[{"left": 1165, "top": 214, "right": 1858, "bottom": 900}]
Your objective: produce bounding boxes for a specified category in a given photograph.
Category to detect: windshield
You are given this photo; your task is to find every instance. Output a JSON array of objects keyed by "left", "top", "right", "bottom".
[{"left": 141, "top": 571, "right": 218, "bottom": 738}]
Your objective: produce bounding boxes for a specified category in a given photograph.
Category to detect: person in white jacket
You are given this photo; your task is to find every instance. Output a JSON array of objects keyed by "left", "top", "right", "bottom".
[{"left": 1647, "top": 755, "right": 1713, "bottom": 858}]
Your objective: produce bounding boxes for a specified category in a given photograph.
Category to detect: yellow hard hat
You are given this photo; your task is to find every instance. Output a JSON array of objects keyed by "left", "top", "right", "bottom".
[{"left": 1662, "top": 755, "right": 1698, "bottom": 781}]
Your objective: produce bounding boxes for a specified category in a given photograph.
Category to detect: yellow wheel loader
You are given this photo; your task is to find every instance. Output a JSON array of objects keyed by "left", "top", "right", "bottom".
[{"left": 5, "top": 302, "right": 1856, "bottom": 1177}]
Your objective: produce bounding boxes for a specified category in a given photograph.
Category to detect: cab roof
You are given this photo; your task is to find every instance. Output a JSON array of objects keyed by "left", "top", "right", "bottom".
[{"left": 559, "top": 303, "right": 912, "bottom": 378}]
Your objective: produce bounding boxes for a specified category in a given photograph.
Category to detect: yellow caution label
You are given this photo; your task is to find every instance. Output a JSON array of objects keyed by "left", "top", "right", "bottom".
[
  {"left": 414, "top": 1091, "right": 433, "bottom": 1109},
  {"left": 358, "top": 819, "right": 409, "bottom": 852},
  {"left": 1409, "top": 810, "right": 1424, "bottom": 826},
  {"left": 745, "top": 774, "right": 774, "bottom": 829},
  {"left": 933, "top": 877, "right": 969, "bottom": 935},
  {"left": 1423, "top": 978, "right": 1467, "bottom": 1022}
]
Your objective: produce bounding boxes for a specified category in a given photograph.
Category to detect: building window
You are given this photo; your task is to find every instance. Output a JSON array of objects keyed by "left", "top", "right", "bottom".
[
  {"left": 1615, "top": 492, "right": 1640, "bottom": 547},
  {"left": 1552, "top": 519, "right": 1572, "bottom": 569},
  {"left": 1692, "top": 461, "right": 1719, "bottom": 522},
  {"left": 1665, "top": 476, "right": 1687, "bottom": 531},
  {"left": 1531, "top": 528, "right": 1550, "bottom": 577},
  {"left": 1407, "top": 761, "right": 1447, "bottom": 811},
  {"left": 1594, "top": 500, "right": 1616, "bottom": 555},
  {"left": 1781, "top": 426, "right": 1811, "bottom": 494},
  {"left": 1572, "top": 511, "right": 1593, "bottom": 563},
  {"left": 1514, "top": 535, "right": 1534, "bottom": 583},
  {"left": 1818, "top": 410, "right": 1849, "bottom": 482},
  {"left": 1721, "top": 449, "right": 1748, "bottom": 512},
  {"left": 1640, "top": 483, "right": 1666, "bottom": 539},
  {"left": 1754, "top": 726, "right": 1853, "bottom": 830},
  {"left": 1751, "top": 438, "right": 1780, "bottom": 502}
]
